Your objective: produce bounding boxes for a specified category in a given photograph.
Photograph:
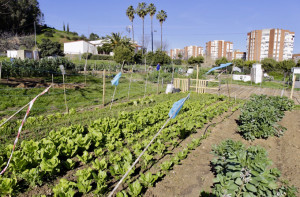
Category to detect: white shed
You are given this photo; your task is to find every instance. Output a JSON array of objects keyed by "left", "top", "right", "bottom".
[{"left": 64, "top": 40, "right": 98, "bottom": 55}]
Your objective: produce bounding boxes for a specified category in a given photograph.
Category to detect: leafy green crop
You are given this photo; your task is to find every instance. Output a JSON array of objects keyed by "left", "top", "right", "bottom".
[
  {"left": 238, "top": 95, "right": 294, "bottom": 140},
  {"left": 208, "top": 139, "right": 298, "bottom": 197}
]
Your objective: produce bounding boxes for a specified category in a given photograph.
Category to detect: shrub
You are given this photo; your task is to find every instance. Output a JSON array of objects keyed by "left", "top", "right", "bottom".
[
  {"left": 60, "top": 35, "right": 65, "bottom": 38},
  {"left": 66, "top": 36, "right": 71, "bottom": 40},
  {"left": 90, "top": 55, "right": 113, "bottom": 60},
  {"left": 44, "top": 32, "right": 53, "bottom": 37},
  {"left": 71, "top": 37, "right": 79, "bottom": 41},
  {"left": 173, "top": 59, "right": 182, "bottom": 65}
]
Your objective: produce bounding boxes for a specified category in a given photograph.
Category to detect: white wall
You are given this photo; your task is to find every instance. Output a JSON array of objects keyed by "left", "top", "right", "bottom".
[
  {"left": 7, "top": 50, "right": 18, "bottom": 58},
  {"left": 64, "top": 41, "right": 98, "bottom": 55}
]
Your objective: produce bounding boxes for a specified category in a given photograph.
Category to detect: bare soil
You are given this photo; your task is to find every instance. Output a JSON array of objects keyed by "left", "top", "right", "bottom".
[{"left": 145, "top": 109, "right": 300, "bottom": 197}]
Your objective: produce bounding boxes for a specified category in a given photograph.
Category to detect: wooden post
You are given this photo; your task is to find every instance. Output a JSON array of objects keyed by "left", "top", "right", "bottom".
[
  {"left": 63, "top": 74, "right": 69, "bottom": 113},
  {"left": 0, "top": 61, "right": 2, "bottom": 82},
  {"left": 110, "top": 86, "right": 117, "bottom": 110},
  {"left": 103, "top": 69, "right": 106, "bottom": 106},
  {"left": 196, "top": 64, "right": 199, "bottom": 93},
  {"left": 128, "top": 65, "right": 133, "bottom": 100},
  {"left": 144, "top": 71, "right": 148, "bottom": 98},
  {"left": 157, "top": 69, "right": 160, "bottom": 94},
  {"left": 290, "top": 74, "right": 296, "bottom": 99}
]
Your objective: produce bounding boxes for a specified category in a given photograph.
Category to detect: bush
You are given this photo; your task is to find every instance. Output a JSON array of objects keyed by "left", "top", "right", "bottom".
[
  {"left": 81, "top": 53, "right": 92, "bottom": 59},
  {"left": 66, "top": 36, "right": 70, "bottom": 40},
  {"left": 71, "top": 37, "right": 79, "bottom": 41},
  {"left": 60, "top": 35, "right": 65, "bottom": 38},
  {"left": 90, "top": 55, "right": 113, "bottom": 60},
  {"left": 173, "top": 59, "right": 182, "bottom": 65},
  {"left": 44, "top": 32, "right": 53, "bottom": 37}
]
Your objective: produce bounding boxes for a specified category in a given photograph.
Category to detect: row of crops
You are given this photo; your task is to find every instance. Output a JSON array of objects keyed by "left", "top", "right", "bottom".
[
  {"left": 0, "top": 94, "right": 241, "bottom": 196},
  {"left": 200, "top": 95, "right": 297, "bottom": 196}
]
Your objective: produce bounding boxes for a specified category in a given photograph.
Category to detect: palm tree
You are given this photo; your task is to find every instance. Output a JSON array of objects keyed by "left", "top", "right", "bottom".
[
  {"left": 126, "top": 5, "right": 135, "bottom": 46},
  {"left": 106, "top": 32, "right": 134, "bottom": 50},
  {"left": 147, "top": 3, "right": 156, "bottom": 52},
  {"left": 136, "top": 2, "right": 148, "bottom": 54},
  {"left": 156, "top": 10, "right": 167, "bottom": 51}
]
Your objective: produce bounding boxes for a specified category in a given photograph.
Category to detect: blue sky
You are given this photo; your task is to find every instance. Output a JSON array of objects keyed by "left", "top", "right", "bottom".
[{"left": 39, "top": 0, "right": 300, "bottom": 53}]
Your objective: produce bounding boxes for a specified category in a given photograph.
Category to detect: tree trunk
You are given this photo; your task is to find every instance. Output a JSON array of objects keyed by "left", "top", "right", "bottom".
[
  {"left": 151, "top": 16, "right": 153, "bottom": 52},
  {"left": 160, "top": 22, "right": 163, "bottom": 51},
  {"left": 142, "top": 18, "right": 144, "bottom": 55},
  {"left": 132, "top": 20, "right": 134, "bottom": 47}
]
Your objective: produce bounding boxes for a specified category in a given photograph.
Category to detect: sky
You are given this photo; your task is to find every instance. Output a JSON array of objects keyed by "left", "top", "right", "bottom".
[{"left": 39, "top": 0, "right": 300, "bottom": 54}]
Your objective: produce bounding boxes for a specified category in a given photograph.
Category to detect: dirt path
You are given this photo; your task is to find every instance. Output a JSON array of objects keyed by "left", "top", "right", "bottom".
[{"left": 145, "top": 110, "right": 300, "bottom": 197}]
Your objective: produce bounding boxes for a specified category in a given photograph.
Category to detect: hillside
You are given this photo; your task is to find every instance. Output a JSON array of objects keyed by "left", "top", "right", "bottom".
[{"left": 36, "top": 28, "right": 86, "bottom": 48}]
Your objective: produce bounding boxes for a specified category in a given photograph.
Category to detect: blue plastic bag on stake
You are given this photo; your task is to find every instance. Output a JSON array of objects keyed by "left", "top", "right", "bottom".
[
  {"left": 111, "top": 72, "right": 122, "bottom": 86},
  {"left": 168, "top": 94, "right": 190, "bottom": 119}
]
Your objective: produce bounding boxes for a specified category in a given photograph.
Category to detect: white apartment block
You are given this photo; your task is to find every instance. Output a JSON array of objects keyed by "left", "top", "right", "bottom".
[
  {"left": 206, "top": 40, "right": 233, "bottom": 60},
  {"left": 184, "top": 46, "right": 204, "bottom": 59},
  {"left": 247, "top": 28, "right": 295, "bottom": 61}
]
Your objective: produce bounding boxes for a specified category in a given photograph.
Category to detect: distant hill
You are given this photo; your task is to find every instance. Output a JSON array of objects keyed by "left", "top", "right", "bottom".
[{"left": 36, "top": 28, "right": 87, "bottom": 49}]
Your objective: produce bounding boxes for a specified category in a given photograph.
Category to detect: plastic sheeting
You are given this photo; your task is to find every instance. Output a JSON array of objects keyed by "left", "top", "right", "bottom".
[
  {"left": 111, "top": 72, "right": 122, "bottom": 86},
  {"left": 206, "top": 63, "right": 232, "bottom": 74}
]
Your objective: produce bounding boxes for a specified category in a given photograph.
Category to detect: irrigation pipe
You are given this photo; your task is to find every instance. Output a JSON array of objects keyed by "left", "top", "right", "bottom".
[{"left": 108, "top": 93, "right": 190, "bottom": 197}]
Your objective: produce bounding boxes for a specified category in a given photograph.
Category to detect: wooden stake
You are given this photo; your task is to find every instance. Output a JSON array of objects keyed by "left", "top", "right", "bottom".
[
  {"left": 63, "top": 74, "right": 69, "bottom": 113},
  {"left": 0, "top": 61, "right": 2, "bottom": 82},
  {"left": 110, "top": 86, "right": 117, "bottom": 110},
  {"left": 290, "top": 74, "right": 296, "bottom": 99},
  {"left": 196, "top": 64, "right": 199, "bottom": 93},
  {"left": 128, "top": 65, "right": 133, "bottom": 100},
  {"left": 103, "top": 69, "right": 106, "bottom": 106},
  {"left": 144, "top": 72, "right": 148, "bottom": 98},
  {"left": 157, "top": 69, "right": 161, "bottom": 94}
]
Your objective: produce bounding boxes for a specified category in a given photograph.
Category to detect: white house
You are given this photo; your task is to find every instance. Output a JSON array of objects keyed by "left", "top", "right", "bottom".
[{"left": 64, "top": 40, "right": 98, "bottom": 55}]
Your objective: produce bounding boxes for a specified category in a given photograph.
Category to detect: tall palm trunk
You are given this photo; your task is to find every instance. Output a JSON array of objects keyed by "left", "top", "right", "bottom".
[
  {"left": 142, "top": 18, "right": 144, "bottom": 55},
  {"left": 151, "top": 16, "right": 153, "bottom": 52},
  {"left": 160, "top": 22, "right": 163, "bottom": 51},
  {"left": 132, "top": 20, "right": 134, "bottom": 50}
]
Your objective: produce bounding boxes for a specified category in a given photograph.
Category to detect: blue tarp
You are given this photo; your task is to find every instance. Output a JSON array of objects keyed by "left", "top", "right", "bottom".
[
  {"left": 205, "top": 63, "right": 232, "bottom": 74},
  {"left": 168, "top": 94, "right": 190, "bottom": 119},
  {"left": 111, "top": 72, "right": 122, "bottom": 86}
]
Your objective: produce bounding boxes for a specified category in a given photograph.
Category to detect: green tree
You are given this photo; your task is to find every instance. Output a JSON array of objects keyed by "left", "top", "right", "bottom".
[
  {"left": 38, "top": 39, "right": 64, "bottom": 58},
  {"left": 97, "top": 43, "right": 112, "bottom": 55},
  {"left": 244, "top": 60, "right": 256, "bottom": 68},
  {"left": 136, "top": 2, "right": 148, "bottom": 53},
  {"left": 89, "top": 33, "right": 100, "bottom": 41},
  {"left": 215, "top": 57, "right": 228, "bottom": 66},
  {"left": 147, "top": 3, "right": 156, "bottom": 52},
  {"left": 278, "top": 59, "right": 296, "bottom": 74},
  {"left": 261, "top": 58, "right": 277, "bottom": 72},
  {"left": 232, "top": 59, "right": 244, "bottom": 68},
  {"left": 156, "top": 10, "right": 167, "bottom": 50},
  {"left": 188, "top": 56, "right": 204, "bottom": 65},
  {"left": 146, "top": 50, "right": 171, "bottom": 65},
  {"left": 67, "top": 23, "right": 69, "bottom": 33},
  {"left": 106, "top": 32, "right": 133, "bottom": 50},
  {"left": 63, "top": 22, "right": 65, "bottom": 31},
  {"left": 126, "top": 5, "right": 135, "bottom": 45},
  {"left": 113, "top": 45, "right": 134, "bottom": 64},
  {"left": 0, "top": 0, "right": 44, "bottom": 34},
  {"left": 297, "top": 59, "right": 300, "bottom": 67}
]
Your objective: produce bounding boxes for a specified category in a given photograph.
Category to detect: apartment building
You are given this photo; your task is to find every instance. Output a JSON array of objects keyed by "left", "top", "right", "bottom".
[
  {"left": 183, "top": 46, "right": 204, "bottom": 59},
  {"left": 247, "top": 28, "right": 295, "bottom": 61},
  {"left": 170, "top": 48, "right": 183, "bottom": 59},
  {"left": 206, "top": 40, "right": 233, "bottom": 60},
  {"left": 228, "top": 50, "right": 246, "bottom": 60}
]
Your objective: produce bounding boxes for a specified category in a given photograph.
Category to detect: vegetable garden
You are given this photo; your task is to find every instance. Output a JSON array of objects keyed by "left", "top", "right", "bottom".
[{"left": 0, "top": 59, "right": 299, "bottom": 197}]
